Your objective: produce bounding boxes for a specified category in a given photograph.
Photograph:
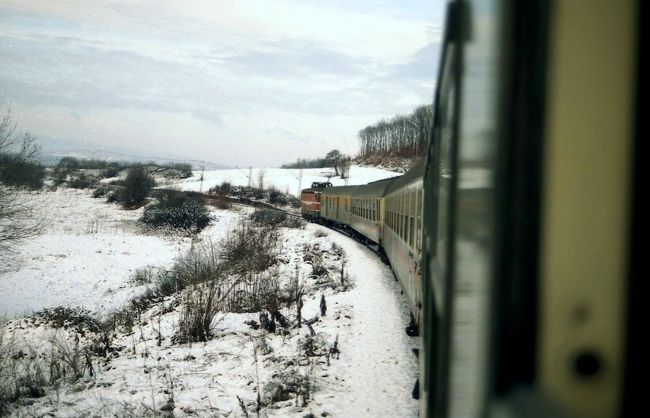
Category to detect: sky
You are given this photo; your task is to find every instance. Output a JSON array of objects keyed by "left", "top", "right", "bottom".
[{"left": 0, "top": 0, "right": 443, "bottom": 167}]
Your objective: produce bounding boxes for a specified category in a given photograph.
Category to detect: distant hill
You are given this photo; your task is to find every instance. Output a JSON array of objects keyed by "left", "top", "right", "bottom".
[{"left": 36, "top": 137, "right": 229, "bottom": 170}]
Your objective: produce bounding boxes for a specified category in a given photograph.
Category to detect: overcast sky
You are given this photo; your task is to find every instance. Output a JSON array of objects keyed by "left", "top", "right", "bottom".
[{"left": 0, "top": 1, "right": 443, "bottom": 167}]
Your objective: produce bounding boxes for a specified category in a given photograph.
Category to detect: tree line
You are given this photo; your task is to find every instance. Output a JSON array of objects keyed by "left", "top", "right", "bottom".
[
  {"left": 358, "top": 104, "right": 433, "bottom": 159},
  {"left": 281, "top": 149, "right": 351, "bottom": 178}
]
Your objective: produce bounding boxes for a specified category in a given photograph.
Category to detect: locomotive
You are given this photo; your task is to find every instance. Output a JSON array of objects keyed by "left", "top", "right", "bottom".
[{"left": 302, "top": 0, "right": 641, "bottom": 417}]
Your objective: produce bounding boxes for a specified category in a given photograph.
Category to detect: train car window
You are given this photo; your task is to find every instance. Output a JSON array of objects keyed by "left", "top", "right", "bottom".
[
  {"left": 397, "top": 192, "right": 404, "bottom": 238},
  {"left": 417, "top": 189, "right": 423, "bottom": 252},
  {"left": 404, "top": 193, "right": 409, "bottom": 242},
  {"left": 395, "top": 200, "right": 402, "bottom": 238},
  {"left": 404, "top": 193, "right": 408, "bottom": 240}
]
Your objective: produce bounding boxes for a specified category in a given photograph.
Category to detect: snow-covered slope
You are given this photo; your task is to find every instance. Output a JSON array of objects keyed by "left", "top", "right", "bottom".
[{"left": 0, "top": 185, "right": 418, "bottom": 417}]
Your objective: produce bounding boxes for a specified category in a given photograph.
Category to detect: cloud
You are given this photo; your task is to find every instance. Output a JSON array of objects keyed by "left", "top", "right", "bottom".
[{"left": 0, "top": 1, "right": 442, "bottom": 167}]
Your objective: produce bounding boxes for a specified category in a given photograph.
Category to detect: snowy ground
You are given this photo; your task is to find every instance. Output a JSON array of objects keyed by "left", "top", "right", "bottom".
[
  {"left": 0, "top": 187, "right": 419, "bottom": 417},
  {"left": 0, "top": 189, "right": 191, "bottom": 317},
  {"left": 165, "top": 166, "right": 399, "bottom": 196}
]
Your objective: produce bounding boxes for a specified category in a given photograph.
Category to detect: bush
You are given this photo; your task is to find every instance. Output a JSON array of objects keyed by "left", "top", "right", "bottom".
[
  {"left": 249, "top": 209, "right": 286, "bottom": 227},
  {"left": 106, "top": 190, "right": 120, "bottom": 203},
  {"left": 103, "top": 162, "right": 122, "bottom": 178},
  {"left": 92, "top": 184, "right": 119, "bottom": 198},
  {"left": 0, "top": 155, "right": 45, "bottom": 189},
  {"left": 209, "top": 181, "right": 232, "bottom": 195},
  {"left": 141, "top": 189, "right": 210, "bottom": 230},
  {"left": 121, "top": 165, "right": 155, "bottom": 204},
  {"left": 1, "top": 110, "right": 44, "bottom": 190},
  {"left": 175, "top": 280, "right": 222, "bottom": 343},
  {"left": 250, "top": 209, "right": 304, "bottom": 229},
  {"left": 220, "top": 222, "right": 280, "bottom": 274},
  {"left": 67, "top": 173, "right": 96, "bottom": 189},
  {"left": 34, "top": 306, "right": 101, "bottom": 335}
]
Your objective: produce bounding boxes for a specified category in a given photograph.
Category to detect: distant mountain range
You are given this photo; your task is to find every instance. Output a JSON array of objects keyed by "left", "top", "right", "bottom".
[{"left": 36, "top": 137, "right": 229, "bottom": 170}]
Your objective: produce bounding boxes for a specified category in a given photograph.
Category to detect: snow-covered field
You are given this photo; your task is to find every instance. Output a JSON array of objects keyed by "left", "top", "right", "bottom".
[
  {"left": 167, "top": 166, "right": 399, "bottom": 196},
  {"left": 0, "top": 185, "right": 419, "bottom": 417},
  {"left": 0, "top": 189, "right": 193, "bottom": 317}
]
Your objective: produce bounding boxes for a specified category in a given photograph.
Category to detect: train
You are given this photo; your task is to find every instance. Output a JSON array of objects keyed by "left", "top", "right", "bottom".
[{"left": 301, "top": 0, "right": 641, "bottom": 417}]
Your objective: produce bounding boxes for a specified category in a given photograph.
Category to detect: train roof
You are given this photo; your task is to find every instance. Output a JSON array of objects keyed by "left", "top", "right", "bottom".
[
  {"left": 385, "top": 159, "right": 426, "bottom": 195},
  {"left": 351, "top": 176, "right": 399, "bottom": 198},
  {"left": 320, "top": 185, "right": 358, "bottom": 197}
]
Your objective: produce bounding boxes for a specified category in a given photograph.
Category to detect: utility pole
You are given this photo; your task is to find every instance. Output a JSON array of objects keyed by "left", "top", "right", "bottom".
[
  {"left": 287, "top": 166, "right": 304, "bottom": 196},
  {"left": 199, "top": 165, "right": 205, "bottom": 193}
]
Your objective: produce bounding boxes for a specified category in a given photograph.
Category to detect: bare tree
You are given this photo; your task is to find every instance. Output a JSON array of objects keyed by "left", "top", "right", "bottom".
[
  {"left": 357, "top": 104, "right": 433, "bottom": 159},
  {"left": 0, "top": 108, "right": 40, "bottom": 165},
  {"left": 325, "top": 149, "right": 343, "bottom": 176},
  {"left": 0, "top": 107, "right": 45, "bottom": 270}
]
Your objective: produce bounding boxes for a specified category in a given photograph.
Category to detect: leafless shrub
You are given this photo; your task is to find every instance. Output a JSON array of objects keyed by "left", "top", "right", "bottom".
[
  {"left": 262, "top": 367, "right": 313, "bottom": 408},
  {"left": 0, "top": 328, "right": 47, "bottom": 412},
  {"left": 34, "top": 306, "right": 100, "bottom": 335},
  {"left": 48, "top": 331, "right": 91, "bottom": 382},
  {"left": 220, "top": 221, "right": 280, "bottom": 275},
  {"left": 131, "top": 267, "right": 155, "bottom": 285},
  {"left": 174, "top": 269, "right": 243, "bottom": 344},
  {"left": 0, "top": 327, "right": 94, "bottom": 415},
  {"left": 0, "top": 187, "right": 45, "bottom": 271},
  {"left": 299, "top": 334, "right": 329, "bottom": 358},
  {"left": 175, "top": 281, "right": 222, "bottom": 344},
  {"left": 249, "top": 208, "right": 304, "bottom": 229}
]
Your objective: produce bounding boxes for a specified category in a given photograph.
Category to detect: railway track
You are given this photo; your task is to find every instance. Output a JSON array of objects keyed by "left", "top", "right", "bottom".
[
  {"left": 159, "top": 189, "right": 303, "bottom": 218},
  {"left": 165, "top": 188, "right": 388, "bottom": 264}
]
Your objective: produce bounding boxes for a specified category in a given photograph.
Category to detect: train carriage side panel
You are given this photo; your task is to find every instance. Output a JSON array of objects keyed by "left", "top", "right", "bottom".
[
  {"left": 320, "top": 185, "right": 356, "bottom": 226},
  {"left": 382, "top": 160, "right": 426, "bottom": 324},
  {"left": 348, "top": 177, "right": 396, "bottom": 244}
]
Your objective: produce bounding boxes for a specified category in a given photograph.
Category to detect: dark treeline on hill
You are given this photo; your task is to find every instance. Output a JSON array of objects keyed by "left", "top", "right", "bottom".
[
  {"left": 358, "top": 104, "right": 433, "bottom": 159},
  {"left": 281, "top": 157, "right": 329, "bottom": 169},
  {"left": 281, "top": 149, "right": 349, "bottom": 172}
]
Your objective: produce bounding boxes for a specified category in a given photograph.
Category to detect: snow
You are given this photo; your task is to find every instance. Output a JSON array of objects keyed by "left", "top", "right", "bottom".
[
  {"left": 167, "top": 165, "right": 400, "bottom": 196},
  {"left": 302, "top": 224, "right": 419, "bottom": 416},
  {"left": 0, "top": 189, "right": 191, "bottom": 317},
  {"left": 1, "top": 183, "right": 419, "bottom": 417}
]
